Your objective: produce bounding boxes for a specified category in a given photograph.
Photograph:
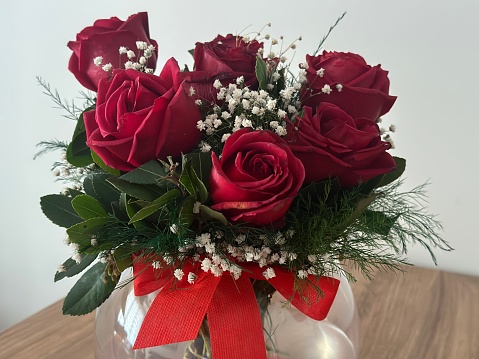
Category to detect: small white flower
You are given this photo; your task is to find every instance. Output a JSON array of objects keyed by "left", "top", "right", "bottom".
[
  {"left": 252, "top": 106, "right": 260, "bottom": 115},
  {"left": 200, "top": 141, "right": 212, "bottom": 153},
  {"left": 275, "top": 126, "right": 287, "bottom": 136},
  {"left": 170, "top": 224, "right": 179, "bottom": 234},
  {"left": 193, "top": 201, "right": 201, "bottom": 214},
  {"left": 272, "top": 72, "right": 281, "bottom": 82},
  {"left": 236, "top": 76, "right": 244, "bottom": 84},
  {"left": 163, "top": 255, "right": 174, "bottom": 265},
  {"left": 174, "top": 268, "right": 184, "bottom": 281},
  {"left": 321, "top": 84, "right": 332, "bottom": 94},
  {"left": 235, "top": 234, "right": 246, "bottom": 244},
  {"left": 126, "top": 50, "right": 136, "bottom": 59},
  {"left": 71, "top": 253, "right": 82, "bottom": 264},
  {"left": 221, "top": 111, "right": 231, "bottom": 120},
  {"left": 221, "top": 133, "right": 231, "bottom": 143},
  {"left": 136, "top": 41, "right": 148, "bottom": 50},
  {"left": 52, "top": 169, "right": 60, "bottom": 177},
  {"left": 230, "top": 265, "right": 242, "bottom": 280},
  {"left": 119, "top": 47, "right": 128, "bottom": 54},
  {"left": 204, "top": 242, "right": 216, "bottom": 254},
  {"left": 57, "top": 265, "right": 66, "bottom": 273},
  {"left": 266, "top": 84, "right": 274, "bottom": 90},
  {"left": 335, "top": 84, "right": 343, "bottom": 92},
  {"left": 280, "top": 56, "right": 287, "bottom": 63},
  {"left": 316, "top": 68, "right": 325, "bottom": 77},
  {"left": 152, "top": 261, "right": 161, "bottom": 269},
  {"left": 210, "top": 264, "right": 223, "bottom": 277},
  {"left": 139, "top": 56, "right": 147, "bottom": 65},
  {"left": 69, "top": 242, "right": 80, "bottom": 252},
  {"left": 93, "top": 56, "right": 103, "bottom": 66},
  {"left": 242, "top": 119, "right": 253, "bottom": 128},
  {"left": 389, "top": 124, "right": 397, "bottom": 132},
  {"left": 297, "top": 269, "right": 308, "bottom": 279},
  {"left": 124, "top": 61, "right": 134, "bottom": 69},
  {"left": 189, "top": 86, "right": 196, "bottom": 96},
  {"left": 195, "top": 99, "right": 202, "bottom": 106},
  {"left": 213, "top": 79, "right": 223, "bottom": 89},
  {"left": 201, "top": 258, "right": 212, "bottom": 272},
  {"left": 187, "top": 272, "right": 197, "bottom": 284},
  {"left": 263, "top": 267, "right": 276, "bottom": 280},
  {"left": 242, "top": 99, "right": 251, "bottom": 109},
  {"left": 277, "top": 109, "right": 287, "bottom": 119},
  {"left": 102, "top": 63, "right": 113, "bottom": 72},
  {"left": 144, "top": 68, "right": 154, "bottom": 74},
  {"left": 91, "top": 238, "right": 98, "bottom": 247},
  {"left": 267, "top": 99, "right": 277, "bottom": 111}
]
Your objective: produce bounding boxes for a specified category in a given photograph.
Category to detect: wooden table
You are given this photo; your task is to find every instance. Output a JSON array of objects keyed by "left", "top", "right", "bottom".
[{"left": 1, "top": 265, "right": 478, "bottom": 359}]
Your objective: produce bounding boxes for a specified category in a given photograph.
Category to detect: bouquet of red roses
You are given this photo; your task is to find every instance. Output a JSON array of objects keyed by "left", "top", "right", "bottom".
[{"left": 38, "top": 11, "right": 449, "bottom": 359}]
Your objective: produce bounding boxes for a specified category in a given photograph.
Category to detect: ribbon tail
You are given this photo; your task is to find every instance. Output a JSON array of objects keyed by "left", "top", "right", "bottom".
[
  {"left": 207, "top": 275, "right": 267, "bottom": 359},
  {"left": 133, "top": 273, "right": 221, "bottom": 349}
]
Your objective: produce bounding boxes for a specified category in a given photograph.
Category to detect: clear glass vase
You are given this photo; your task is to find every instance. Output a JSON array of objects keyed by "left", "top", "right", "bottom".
[{"left": 95, "top": 270, "right": 359, "bottom": 359}]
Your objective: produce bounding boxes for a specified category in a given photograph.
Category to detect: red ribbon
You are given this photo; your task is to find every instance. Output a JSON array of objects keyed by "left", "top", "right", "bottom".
[{"left": 132, "top": 259, "right": 340, "bottom": 359}]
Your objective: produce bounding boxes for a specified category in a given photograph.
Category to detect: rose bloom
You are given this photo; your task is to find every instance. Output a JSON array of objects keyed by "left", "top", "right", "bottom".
[
  {"left": 84, "top": 58, "right": 202, "bottom": 171},
  {"left": 302, "top": 51, "right": 396, "bottom": 121},
  {"left": 209, "top": 128, "right": 305, "bottom": 226},
  {"left": 193, "top": 34, "right": 263, "bottom": 89},
  {"left": 68, "top": 12, "right": 158, "bottom": 91},
  {"left": 287, "top": 103, "right": 396, "bottom": 187}
]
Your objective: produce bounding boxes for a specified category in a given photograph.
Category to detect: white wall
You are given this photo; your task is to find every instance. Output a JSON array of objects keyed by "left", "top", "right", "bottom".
[{"left": 1, "top": 0, "right": 478, "bottom": 331}]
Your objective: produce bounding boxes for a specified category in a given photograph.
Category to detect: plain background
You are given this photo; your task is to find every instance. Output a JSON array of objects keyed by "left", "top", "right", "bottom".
[{"left": 0, "top": 0, "right": 478, "bottom": 332}]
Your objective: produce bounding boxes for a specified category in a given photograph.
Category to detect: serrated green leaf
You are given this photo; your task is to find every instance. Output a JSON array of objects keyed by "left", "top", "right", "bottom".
[
  {"left": 91, "top": 150, "right": 121, "bottom": 176},
  {"left": 377, "top": 157, "right": 406, "bottom": 188},
  {"left": 255, "top": 57, "right": 268, "bottom": 90},
  {"left": 107, "top": 177, "right": 162, "bottom": 201},
  {"left": 67, "top": 217, "right": 113, "bottom": 245},
  {"left": 120, "top": 160, "right": 167, "bottom": 185},
  {"left": 54, "top": 253, "right": 97, "bottom": 282},
  {"left": 129, "top": 189, "right": 180, "bottom": 224},
  {"left": 83, "top": 173, "right": 120, "bottom": 212},
  {"left": 71, "top": 194, "right": 108, "bottom": 220},
  {"left": 199, "top": 205, "right": 229, "bottom": 225},
  {"left": 40, "top": 194, "right": 83, "bottom": 228},
  {"left": 62, "top": 262, "right": 116, "bottom": 316}
]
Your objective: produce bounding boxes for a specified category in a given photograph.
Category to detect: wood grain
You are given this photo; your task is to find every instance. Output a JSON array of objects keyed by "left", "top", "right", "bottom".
[
  {"left": 0, "top": 265, "right": 478, "bottom": 359},
  {"left": 349, "top": 265, "right": 479, "bottom": 359}
]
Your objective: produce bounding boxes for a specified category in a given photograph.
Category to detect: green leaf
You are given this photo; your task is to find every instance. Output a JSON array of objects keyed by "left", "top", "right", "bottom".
[
  {"left": 71, "top": 194, "right": 108, "bottom": 220},
  {"left": 362, "top": 210, "right": 399, "bottom": 236},
  {"left": 62, "top": 262, "right": 116, "bottom": 316},
  {"left": 179, "top": 195, "right": 197, "bottom": 227},
  {"left": 255, "top": 57, "right": 268, "bottom": 90},
  {"left": 113, "top": 247, "right": 133, "bottom": 272},
  {"left": 66, "top": 107, "right": 95, "bottom": 167},
  {"left": 347, "top": 194, "right": 378, "bottom": 225},
  {"left": 40, "top": 194, "right": 83, "bottom": 228},
  {"left": 377, "top": 157, "right": 406, "bottom": 188},
  {"left": 91, "top": 150, "right": 121, "bottom": 176},
  {"left": 66, "top": 217, "right": 113, "bottom": 245},
  {"left": 107, "top": 177, "right": 163, "bottom": 201},
  {"left": 54, "top": 253, "right": 97, "bottom": 282},
  {"left": 128, "top": 189, "right": 180, "bottom": 224},
  {"left": 184, "top": 151, "right": 213, "bottom": 186},
  {"left": 83, "top": 173, "right": 120, "bottom": 212},
  {"left": 180, "top": 156, "right": 208, "bottom": 203},
  {"left": 199, "top": 204, "right": 229, "bottom": 225},
  {"left": 120, "top": 160, "right": 167, "bottom": 185}
]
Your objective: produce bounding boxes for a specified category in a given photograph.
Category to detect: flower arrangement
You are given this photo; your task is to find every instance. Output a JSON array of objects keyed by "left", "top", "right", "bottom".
[{"left": 38, "top": 11, "right": 450, "bottom": 359}]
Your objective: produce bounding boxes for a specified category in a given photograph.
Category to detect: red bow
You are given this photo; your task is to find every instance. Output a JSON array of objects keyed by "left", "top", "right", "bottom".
[{"left": 132, "top": 259, "right": 339, "bottom": 359}]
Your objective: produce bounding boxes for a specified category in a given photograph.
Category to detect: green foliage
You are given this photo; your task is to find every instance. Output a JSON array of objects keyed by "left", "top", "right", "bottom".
[
  {"left": 62, "top": 262, "right": 116, "bottom": 316},
  {"left": 255, "top": 57, "right": 268, "bottom": 90},
  {"left": 91, "top": 151, "right": 120, "bottom": 176},
  {"left": 40, "top": 194, "right": 83, "bottom": 228},
  {"left": 120, "top": 160, "right": 168, "bottom": 185},
  {"left": 83, "top": 173, "right": 120, "bottom": 212},
  {"left": 71, "top": 194, "right": 108, "bottom": 220},
  {"left": 54, "top": 253, "right": 97, "bottom": 282},
  {"left": 66, "top": 106, "right": 95, "bottom": 167},
  {"left": 128, "top": 189, "right": 180, "bottom": 224}
]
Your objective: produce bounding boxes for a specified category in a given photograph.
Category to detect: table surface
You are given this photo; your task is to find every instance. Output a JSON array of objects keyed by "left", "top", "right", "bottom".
[{"left": 1, "top": 265, "right": 478, "bottom": 359}]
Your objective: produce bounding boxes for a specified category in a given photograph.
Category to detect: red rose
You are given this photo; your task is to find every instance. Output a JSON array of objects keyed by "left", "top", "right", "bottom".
[
  {"left": 193, "top": 34, "right": 263, "bottom": 89},
  {"left": 84, "top": 58, "right": 202, "bottom": 171},
  {"left": 287, "top": 104, "right": 396, "bottom": 187},
  {"left": 302, "top": 51, "right": 396, "bottom": 121},
  {"left": 68, "top": 12, "right": 158, "bottom": 91},
  {"left": 209, "top": 129, "right": 305, "bottom": 226}
]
